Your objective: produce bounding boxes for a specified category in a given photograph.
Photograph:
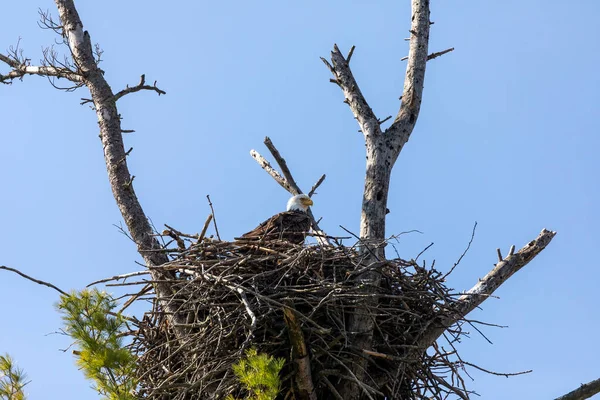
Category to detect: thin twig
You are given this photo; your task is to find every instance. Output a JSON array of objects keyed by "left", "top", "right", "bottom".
[
  {"left": 86, "top": 271, "right": 150, "bottom": 287},
  {"left": 206, "top": 195, "right": 221, "bottom": 241},
  {"left": 308, "top": 174, "right": 326, "bottom": 197},
  {"left": 461, "top": 361, "right": 532, "bottom": 377},
  {"left": 443, "top": 222, "right": 477, "bottom": 279},
  {"left": 0, "top": 265, "right": 66, "bottom": 295}
]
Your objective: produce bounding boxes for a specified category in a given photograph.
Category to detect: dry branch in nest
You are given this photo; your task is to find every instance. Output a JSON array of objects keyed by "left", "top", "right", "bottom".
[{"left": 120, "top": 234, "right": 484, "bottom": 400}]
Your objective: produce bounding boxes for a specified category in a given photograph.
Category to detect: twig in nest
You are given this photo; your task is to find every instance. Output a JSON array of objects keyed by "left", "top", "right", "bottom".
[
  {"left": 198, "top": 214, "right": 213, "bottom": 242},
  {"left": 206, "top": 195, "right": 221, "bottom": 240},
  {"left": 443, "top": 222, "right": 477, "bottom": 279},
  {"left": 415, "top": 242, "right": 434, "bottom": 262},
  {"left": 87, "top": 270, "right": 150, "bottom": 287}
]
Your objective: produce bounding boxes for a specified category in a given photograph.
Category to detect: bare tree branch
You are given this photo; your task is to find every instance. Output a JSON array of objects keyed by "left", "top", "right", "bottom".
[
  {"left": 426, "top": 47, "right": 454, "bottom": 61},
  {"left": 0, "top": 265, "right": 66, "bottom": 295},
  {"left": 401, "top": 47, "right": 454, "bottom": 62},
  {"left": 113, "top": 74, "right": 166, "bottom": 102},
  {"left": 308, "top": 174, "right": 326, "bottom": 197},
  {"left": 555, "top": 378, "right": 600, "bottom": 400},
  {"left": 250, "top": 149, "right": 295, "bottom": 193},
  {"left": 86, "top": 270, "right": 150, "bottom": 287},
  {"left": 417, "top": 229, "right": 557, "bottom": 349},
  {"left": 0, "top": 53, "right": 82, "bottom": 83},
  {"left": 321, "top": 45, "right": 381, "bottom": 141},
  {"left": 264, "top": 136, "right": 303, "bottom": 195}
]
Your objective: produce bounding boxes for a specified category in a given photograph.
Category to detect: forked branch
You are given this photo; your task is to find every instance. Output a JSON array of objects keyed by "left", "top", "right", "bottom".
[
  {"left": 113, "top": 74, "right": 166, "bottom": 102},
  {"left": 321, "top": 45, "right": 381, "bottom": 140}
]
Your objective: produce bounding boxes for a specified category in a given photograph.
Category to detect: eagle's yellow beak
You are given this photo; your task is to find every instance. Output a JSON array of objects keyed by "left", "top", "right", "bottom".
[{"left": 301, "top": 197, "right": 314, "bottom": 207}]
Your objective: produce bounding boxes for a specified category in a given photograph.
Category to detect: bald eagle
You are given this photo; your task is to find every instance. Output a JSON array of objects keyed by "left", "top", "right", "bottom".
[{"left": 236, "top": 194, "right": 313, "bottom": 244}]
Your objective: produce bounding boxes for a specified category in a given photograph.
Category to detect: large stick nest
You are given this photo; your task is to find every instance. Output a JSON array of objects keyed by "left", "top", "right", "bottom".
[{"left": 130, "top": 236, "right": 472, "bottom": 399}]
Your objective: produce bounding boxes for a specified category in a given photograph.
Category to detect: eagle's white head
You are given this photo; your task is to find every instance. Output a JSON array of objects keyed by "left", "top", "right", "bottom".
[{"left": 287, "top": 194, "right": 313, "bottom": 212}]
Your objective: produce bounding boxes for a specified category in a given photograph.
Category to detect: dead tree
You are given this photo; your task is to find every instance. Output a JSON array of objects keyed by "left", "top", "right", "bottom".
[{"left": 1, "top": 1, "right": 598, "bottom": 399}]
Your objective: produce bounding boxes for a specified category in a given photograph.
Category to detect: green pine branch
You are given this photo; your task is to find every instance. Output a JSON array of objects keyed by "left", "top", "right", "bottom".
[
  {"left": 56, "top": 289, "right": 137, "bottom": 400},
  {"left": 0, "top": 354, "right": 29, "bottom": 400},
  {"left": 227, "top": 348, "right": 285, "bottom": 400}
]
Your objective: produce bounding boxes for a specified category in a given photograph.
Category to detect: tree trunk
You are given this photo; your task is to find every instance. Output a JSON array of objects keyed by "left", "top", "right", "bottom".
[
  {"left": 53, "top": 0, "right": 188, "bottom": 337},
  {"left": 323, "top": 1, "right": 431, "bottom": 398}
]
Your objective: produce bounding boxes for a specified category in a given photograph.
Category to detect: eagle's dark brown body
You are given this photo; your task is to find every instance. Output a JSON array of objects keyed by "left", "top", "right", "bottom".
[{"left": 237, "top": 210, "right": 311, "bottom": 244}]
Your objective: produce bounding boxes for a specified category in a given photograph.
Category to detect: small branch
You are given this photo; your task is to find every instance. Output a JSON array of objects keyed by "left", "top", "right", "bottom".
[
  {"left": 237, "top": 288, "right": 257, "bottom": 342},
  {"left": 443, "top": 222, "right": 477, "bottom": 279},
  {"left": 86, "top": 270, "right": 150, "bottom": 287},
  {"left": 308, "top": 174, "right": 326, "bottom": 197},
  {"left": 0, "top": 265, "right": 66, "bottom": 295},
  {"left": 113, "top": 74, "right": 166, "bottom": 102},
  {"left": 461, "top": 361, "right": 532, "bottom": 377},
  {"left": 198, "top": 214, "right": 213, "bottom": 242},
  {"left": 346, "top": 45, "right": 356, "bottom": 63},
  {"left": 250, "top": 149, "right": 294, "bottom": 193},
  {"left": 206, "top": 195, "right": 221, "bottom": 241},
  {"left": 264, "top": 136, "right": 301, "bottom": 195},
  {"left": 378, "top": 115, "right": 392, "bottom": 125},
  {"left": 400, "top": 47, "right": 454, "bottom": 62},
  {"left": 0, "top": 53, "right": 83, "bottom": 83},
  {"left": 119, "top": 284, "right": 152, "bottom": 313},
  {"left": 554, "top": 377, "right": 600, "bottom": 400},
  {"left": 427, "top": 47, "right": 454, "bottom": 61}
]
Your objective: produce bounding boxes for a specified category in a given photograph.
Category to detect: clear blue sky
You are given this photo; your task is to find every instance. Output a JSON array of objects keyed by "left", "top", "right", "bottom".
[{"left": 1, "top": 1, "right": 599, "bottom": 398}]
